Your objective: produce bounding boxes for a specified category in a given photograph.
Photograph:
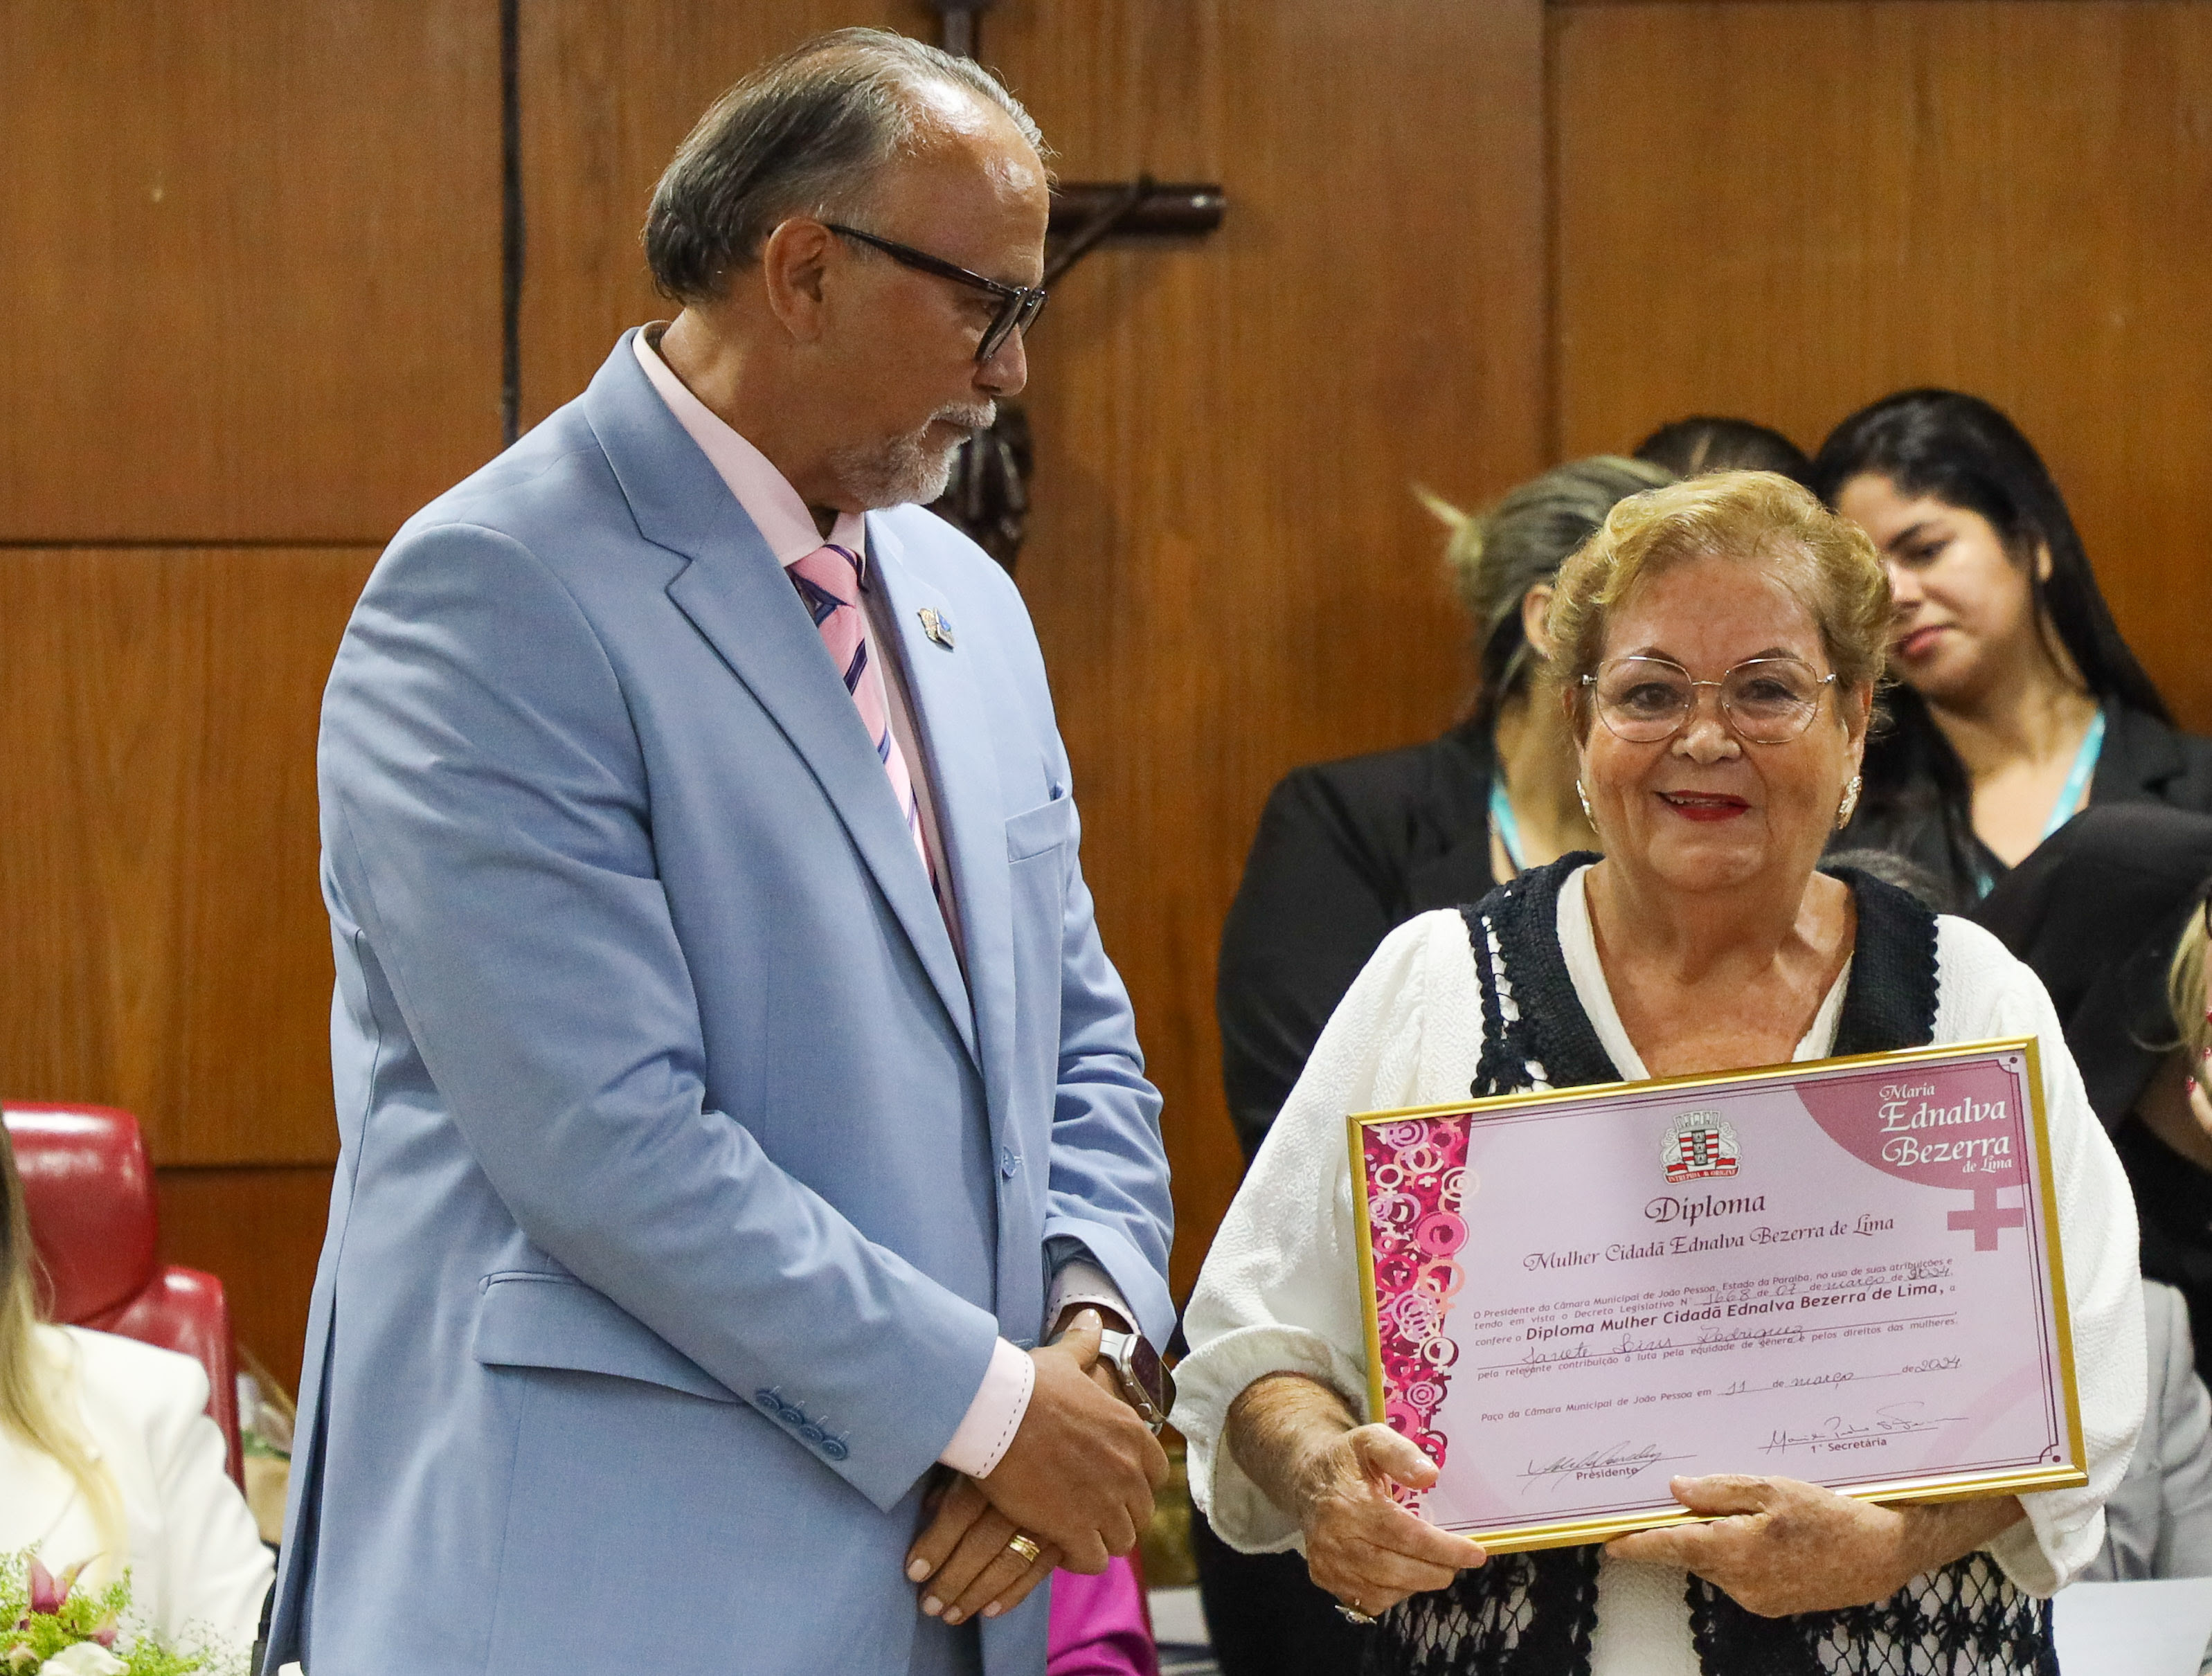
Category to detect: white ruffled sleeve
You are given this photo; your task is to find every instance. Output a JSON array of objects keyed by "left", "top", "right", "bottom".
[
  {"left": 1173, "top": 910, "right": 1477, "bottom": 1552},
  {"left": 1934, "top": 919, "right": 2147, "bottom": 1596}
]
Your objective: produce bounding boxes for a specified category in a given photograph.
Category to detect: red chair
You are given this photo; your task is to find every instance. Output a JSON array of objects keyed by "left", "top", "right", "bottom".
[{"left": 3, "top": 1102, "right": 244, "bottom": 1487}]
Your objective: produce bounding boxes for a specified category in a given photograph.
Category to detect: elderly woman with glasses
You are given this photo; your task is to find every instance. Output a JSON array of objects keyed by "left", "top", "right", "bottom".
[{"left": 1172, "top": 473, "right": 2145, "bottom": 1676}]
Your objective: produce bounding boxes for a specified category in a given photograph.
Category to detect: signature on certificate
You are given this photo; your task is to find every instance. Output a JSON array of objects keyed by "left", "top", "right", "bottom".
[
  {"left": 1516, "top": 1341, "right": 1595, "bottom": 1369},
  {"left": 1518, "top": 1440, "right": 1693, "bottom": 1492},
  {"left": 1759, "top": 1402, "right": 1963, "bottom": 1457}
]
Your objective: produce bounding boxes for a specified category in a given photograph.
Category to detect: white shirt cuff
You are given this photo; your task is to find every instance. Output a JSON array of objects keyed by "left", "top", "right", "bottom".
[
  {"left": 1045, "top": 1256, "right": 1134, "bottom": 1335},
  {"left": 938, "top": 1337, "right": 1034, "bottom": 1479}
]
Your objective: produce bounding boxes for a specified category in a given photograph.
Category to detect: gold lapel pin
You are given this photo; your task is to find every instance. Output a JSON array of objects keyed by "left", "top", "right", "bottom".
[{"left": 917, "top": 606, "right": 955, "bottom": 649}]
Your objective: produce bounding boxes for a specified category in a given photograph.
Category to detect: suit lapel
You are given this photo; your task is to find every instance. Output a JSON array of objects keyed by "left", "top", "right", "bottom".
[
  {"left": 868, "top": 516, "right": 1016, "bottom": 1131},
  {"left": 582, "top": 333, "right": 978, "bottom": 1065}
]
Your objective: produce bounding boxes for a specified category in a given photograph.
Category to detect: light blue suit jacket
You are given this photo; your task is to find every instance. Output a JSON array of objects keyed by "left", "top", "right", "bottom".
[{"left": 267, "top": 334, "right": 1174, "bottom": 1675}]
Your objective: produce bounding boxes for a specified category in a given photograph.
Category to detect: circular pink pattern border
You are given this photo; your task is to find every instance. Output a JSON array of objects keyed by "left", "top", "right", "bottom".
[{"left": 1363, "top": 1117, "right": 1470, "bottom": 1501}]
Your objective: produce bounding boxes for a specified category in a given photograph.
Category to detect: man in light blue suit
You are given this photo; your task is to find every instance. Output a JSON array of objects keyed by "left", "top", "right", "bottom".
[{"left": 267, "top": 31, "right": 1172, "bottom": 1675}]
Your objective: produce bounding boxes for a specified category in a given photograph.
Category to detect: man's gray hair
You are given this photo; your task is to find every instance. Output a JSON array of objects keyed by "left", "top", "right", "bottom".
[{"left": 644, "top": 28, "right": 1047, "bottom": 305}]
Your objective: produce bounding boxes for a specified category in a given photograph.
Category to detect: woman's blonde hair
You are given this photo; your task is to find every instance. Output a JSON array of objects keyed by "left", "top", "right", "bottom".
[
  {"left": 2169, "top": 905, "right": 2212, "bottom": 1071},
  {"left": 1545, "top": 470, "right": 1892, "bottom": 731},
  {"left": 1, "top": 1125, "right": 123, "bottom": 1554}
]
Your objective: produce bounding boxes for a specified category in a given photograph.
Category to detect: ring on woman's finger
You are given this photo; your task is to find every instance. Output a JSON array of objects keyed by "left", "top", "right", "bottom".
[
  {"left": 1005, "top": 1532, "right": 1043, "bottom": 1567},
  {"left": 1336, "top": 1600, "right": 1378, "bottom": 1626}
]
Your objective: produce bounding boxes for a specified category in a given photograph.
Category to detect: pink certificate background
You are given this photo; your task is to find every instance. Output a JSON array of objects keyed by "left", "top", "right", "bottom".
[{"left": 1354, "top": 1042, "right": 2080, "bottom": 1544}]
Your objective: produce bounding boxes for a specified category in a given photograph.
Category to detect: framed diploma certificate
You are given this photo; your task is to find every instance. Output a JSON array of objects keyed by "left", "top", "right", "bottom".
[{"left": 1349, "top": 1037, "right": 2085, "bottom": 1553}]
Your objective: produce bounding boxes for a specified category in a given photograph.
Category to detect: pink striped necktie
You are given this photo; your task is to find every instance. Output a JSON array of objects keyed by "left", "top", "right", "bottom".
[{"left": 788, "top": 543, "right": 935, "bottom": 884}]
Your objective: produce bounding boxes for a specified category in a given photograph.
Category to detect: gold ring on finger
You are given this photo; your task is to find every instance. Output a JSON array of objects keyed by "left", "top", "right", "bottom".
[{"left": 1005, "top": 1532, "right": 1043, "bottom": 1566}]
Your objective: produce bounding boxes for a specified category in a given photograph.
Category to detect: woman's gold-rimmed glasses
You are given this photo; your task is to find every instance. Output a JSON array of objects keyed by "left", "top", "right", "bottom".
[{"left": 1583, "top": 655, "right": 1838, "bottom": 746}]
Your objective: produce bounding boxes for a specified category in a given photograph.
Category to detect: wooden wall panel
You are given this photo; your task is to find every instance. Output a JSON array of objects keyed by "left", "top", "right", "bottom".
[
  {"left": 1554, "top": 0, "right": 2212, "bottom": 731},
  {"left": 517, "top": 1, "right": 924, "bottom": 424},
  {"left": 520, "top": 2, "right": 1546, "bottom": 1296},
  {"left": 0, "top": 548, "right": 372, "bottom": 1166},
  {"left": 158, "top": 1164, "right": 336, "bottom": 1393},
  {"left": 981, "top": 1, "right": 1548, "bottom": 1295},
  {"left": 0, "top": 1, "right": 503, "bottom": 541}
]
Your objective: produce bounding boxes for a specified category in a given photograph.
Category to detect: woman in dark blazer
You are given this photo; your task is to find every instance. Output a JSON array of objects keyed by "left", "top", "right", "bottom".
[
  {"left": 1214, "top": 457, "right": 1671, "bottom": 1164},
  {"left": 1198, "top": 456, "right": 1670, "bottom": 1676},
  {"left": 1813, "top": 389, "right": 2212, "bottom": 910}
]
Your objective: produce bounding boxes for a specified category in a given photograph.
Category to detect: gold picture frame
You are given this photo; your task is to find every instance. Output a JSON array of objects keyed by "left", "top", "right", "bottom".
[{"left": 1347, "top": 1036, "right": 2086, "bottom": 1553}]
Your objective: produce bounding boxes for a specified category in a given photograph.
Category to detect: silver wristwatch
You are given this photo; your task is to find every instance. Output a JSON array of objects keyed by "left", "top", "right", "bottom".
[{"left": 1096, "top": 1327, "right": 1174, "bottom": 1432}]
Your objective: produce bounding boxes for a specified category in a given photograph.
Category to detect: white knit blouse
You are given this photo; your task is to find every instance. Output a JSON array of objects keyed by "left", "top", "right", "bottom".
[{"left": 1174, "top": 869, "right": 2146, "bottom": 1675}]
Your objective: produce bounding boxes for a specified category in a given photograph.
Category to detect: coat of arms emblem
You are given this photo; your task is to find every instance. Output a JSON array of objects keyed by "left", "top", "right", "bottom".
[{"left": 1661, "top": 1109, "right": 1739, "bottom": 1182}]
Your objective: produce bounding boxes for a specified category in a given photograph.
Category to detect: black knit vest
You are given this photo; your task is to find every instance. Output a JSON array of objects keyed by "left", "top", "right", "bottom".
[{"left": 1369, "top": 855, "right": 2056, "bottom": 1676}]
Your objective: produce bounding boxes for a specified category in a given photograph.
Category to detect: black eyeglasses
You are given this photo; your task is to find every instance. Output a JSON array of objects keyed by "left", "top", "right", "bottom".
[{"left": 825, "top": 224, "right": 1047, "bottom": 363}]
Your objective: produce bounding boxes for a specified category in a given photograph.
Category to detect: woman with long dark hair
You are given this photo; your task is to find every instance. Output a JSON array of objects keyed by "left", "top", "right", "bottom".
[{"left": 1811, "top": 388, "right": 2212, "bottom": 907}]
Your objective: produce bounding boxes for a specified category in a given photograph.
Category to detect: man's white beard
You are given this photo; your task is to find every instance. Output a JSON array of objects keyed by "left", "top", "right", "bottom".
[{"left": 828, "top": 403, "right": 996, "bottom": 510}]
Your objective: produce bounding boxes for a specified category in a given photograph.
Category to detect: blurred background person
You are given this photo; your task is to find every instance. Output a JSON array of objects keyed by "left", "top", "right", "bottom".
[
  {"left": 1633, "top": 414, "right": 1813, "bottom": 485},
  {"left": 1216, "top": 456, "right": 1671, "bottom": 1166},
  {"left": 0, "top": 1124, "right": 272, "bottom": 1657},
  {"left": 1977, "top": 804, "right": 2212, "bottom": 1380},
  {"left": 1977, "top": 799, "right": 2212, "bottom": 1673},
  {"left": 1201, "top": 453, "right": 1667, "bottom": 1673},
  {"left": 2082, "top": 1279, "right": 2212, "bottom": 1624},
  {"left": 1814, "top": 388, "right": 2212, "bottom": 908}
]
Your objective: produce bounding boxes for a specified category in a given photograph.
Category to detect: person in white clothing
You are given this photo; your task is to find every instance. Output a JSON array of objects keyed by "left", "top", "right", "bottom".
[
  {"left": 1172, "top": 471, "right": 2144, "bottom": 1676},
  {"left": 0, "top": 1126, "right": 272, "bottom": 1658}
]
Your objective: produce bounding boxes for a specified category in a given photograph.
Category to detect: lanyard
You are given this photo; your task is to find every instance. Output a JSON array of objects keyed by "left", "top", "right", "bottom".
[
  {"left": 2040, "top": 707, "right": 2107, "bottom": 844},
  {"left": 1489, "top": 777, "right": 1528, "bottom": 875},
  {"left": 1970, "top": 707, "right": 2107, "bottom": 899}
]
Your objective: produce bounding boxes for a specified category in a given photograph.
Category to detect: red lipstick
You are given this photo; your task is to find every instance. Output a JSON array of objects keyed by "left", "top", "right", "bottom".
[{"left": 1658, "top": 791, "right": 1750, "bottom": 823}]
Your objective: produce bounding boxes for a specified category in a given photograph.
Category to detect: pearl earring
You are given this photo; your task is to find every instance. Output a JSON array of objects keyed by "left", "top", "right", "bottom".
[
  {"left": 1576, "top": 780, "right": 1594, "bottom": 825},
  {"left": 1837, "top": 773, "right": 1862, "bottom": 829}
]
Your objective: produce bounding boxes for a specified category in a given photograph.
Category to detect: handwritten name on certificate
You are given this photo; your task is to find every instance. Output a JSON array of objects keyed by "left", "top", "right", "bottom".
[{"left": 1348, "top": 1038, "right": 2085, "bottom": 1553}]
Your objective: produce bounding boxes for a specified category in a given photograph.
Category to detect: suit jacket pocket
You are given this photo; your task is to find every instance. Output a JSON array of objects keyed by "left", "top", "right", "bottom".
[
  {"left": 471, "top": 1272, "right": 737, "bottom": 1402},
  {"left": 1005, "top": 793, "right": 1077, "bottom": 862}
]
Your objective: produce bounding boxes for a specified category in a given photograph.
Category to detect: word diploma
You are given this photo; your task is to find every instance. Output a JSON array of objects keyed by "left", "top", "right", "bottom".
[{"left": 1349, "top": 1038, "right": 2085, "bottom": 1552}]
